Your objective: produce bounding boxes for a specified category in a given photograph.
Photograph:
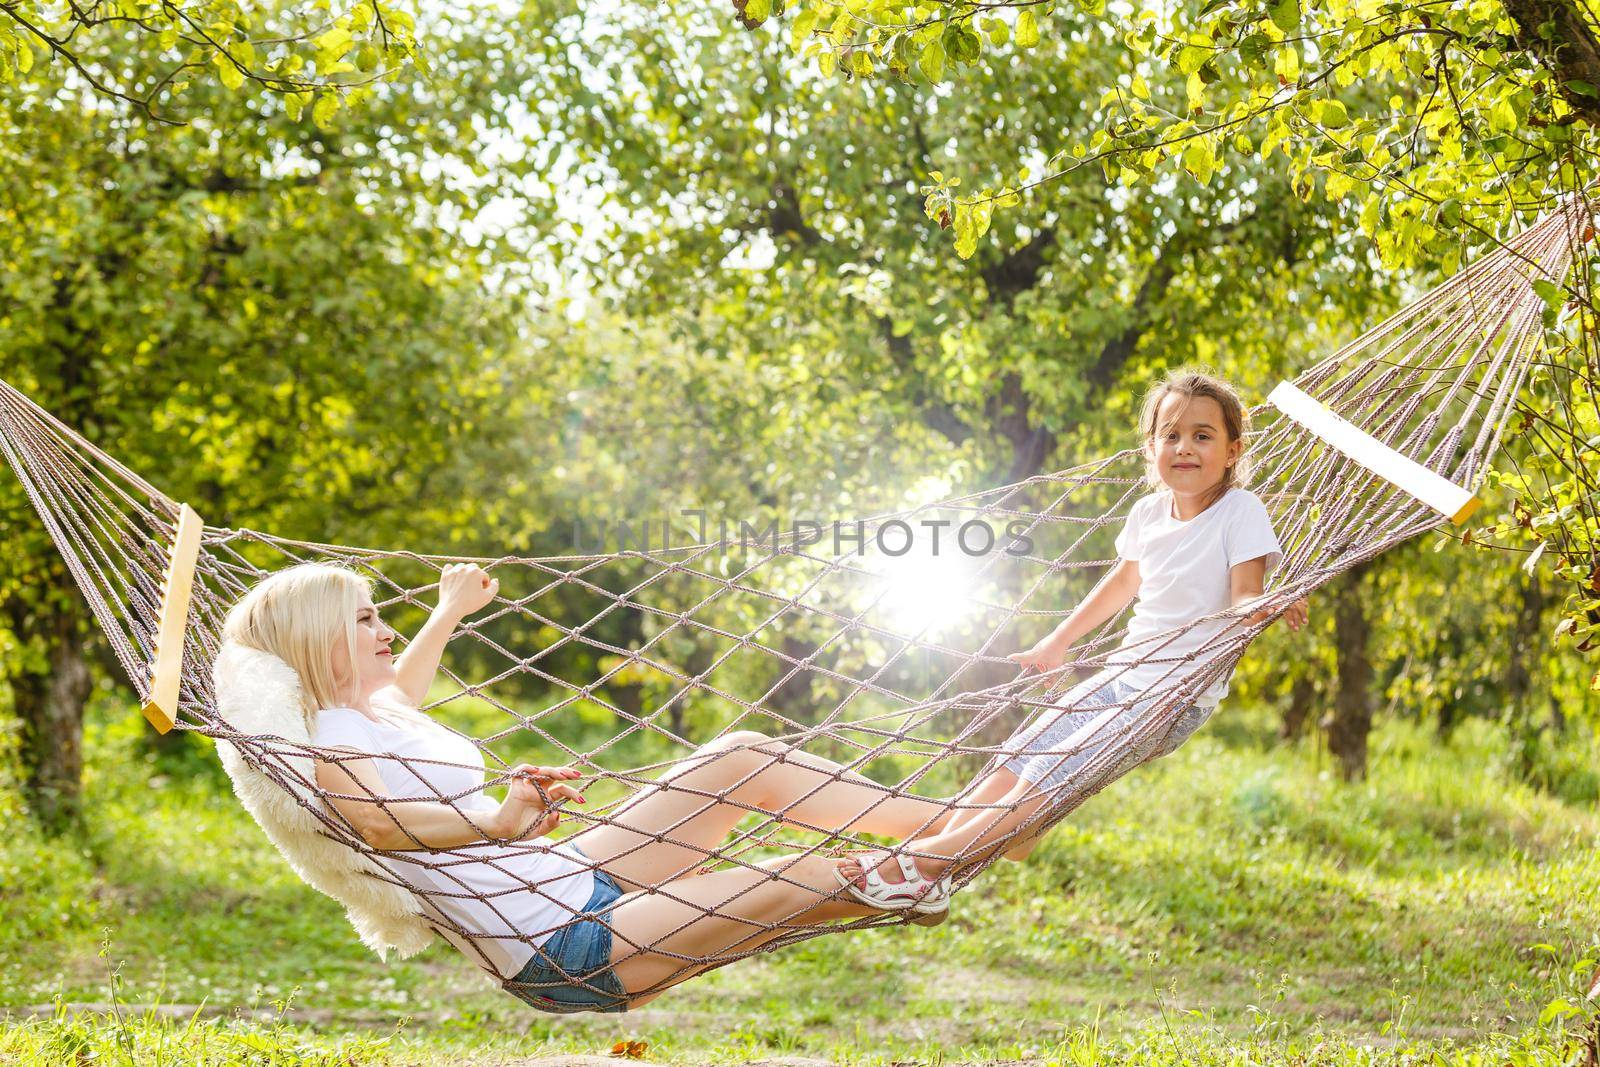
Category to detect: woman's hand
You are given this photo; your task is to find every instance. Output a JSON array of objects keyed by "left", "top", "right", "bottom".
[
  {"left": 1007, "top": 634, "right": 1072, "bottom": 673},
  {"left": 494, "top": 764, "right": 585, "bottom": 841},
  {"left": 437, "top": 562, "right": 499, "bottom": 621}
]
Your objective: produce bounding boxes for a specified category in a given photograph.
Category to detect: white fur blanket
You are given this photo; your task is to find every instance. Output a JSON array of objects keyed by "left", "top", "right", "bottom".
[{"left": 211, "top": 642, "right": 435, "bottom": 960}]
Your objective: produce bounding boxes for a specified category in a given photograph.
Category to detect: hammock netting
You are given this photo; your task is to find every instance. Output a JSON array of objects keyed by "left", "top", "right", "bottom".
[{"left": 0, "top": 197, "right": 1585, "bottom": 1011}]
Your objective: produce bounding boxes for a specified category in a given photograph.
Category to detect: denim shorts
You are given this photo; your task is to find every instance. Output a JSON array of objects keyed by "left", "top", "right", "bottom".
[
  {"left": 1001, "top": 672, "right": 1211, "bottom": 795},
  {"left": 503, "top": 852, "right": 630, "bottom": 1014}
]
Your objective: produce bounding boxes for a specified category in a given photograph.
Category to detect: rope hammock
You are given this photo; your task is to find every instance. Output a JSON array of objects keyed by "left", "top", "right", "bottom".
[{"left": 0, "top": 197, "right": 1585, "bottom": 1013}]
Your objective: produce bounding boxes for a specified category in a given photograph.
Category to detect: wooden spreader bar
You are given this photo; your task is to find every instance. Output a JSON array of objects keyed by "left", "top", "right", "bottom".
[
  {"left": 141, "top": 503, "right": 204, "bottom": 734},
  {"left": 1268, "top": 381, "right": 1482, "bottom": 525}
]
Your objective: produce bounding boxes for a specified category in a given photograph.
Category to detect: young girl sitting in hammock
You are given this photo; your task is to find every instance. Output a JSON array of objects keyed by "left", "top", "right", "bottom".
[
  {"left": 836, "top": 370, "right": 1311, "bottom": 911},
  {"left": 218, "top": 563, "right": 958, "bottom": 1014}
]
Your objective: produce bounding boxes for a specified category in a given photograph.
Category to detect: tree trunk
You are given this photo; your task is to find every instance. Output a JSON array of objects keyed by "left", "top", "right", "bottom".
[
  {"left": 1504, "top": 0, "right": 1600, "bottom": 125},
  {"left": 1505, "top": 569, "right": 1554, "bottom": 779},
  {"left": 1327, "top": 564, "right": 1374, "bottom": 781},
  {"left": 767, "top": 634, "right": 821, "bottom": 725},
  {"left": 8, "top": 580, "right": 92, "bottom": 829},
  {"left": 606, "top": 680, "right": 644, "bottom": 724},
  {"left": 1505, "top": 569, "right": 1548, "bottom": 721},
  {"left": 1281, "top": 673, "right": 1315, "bottom": 740}
]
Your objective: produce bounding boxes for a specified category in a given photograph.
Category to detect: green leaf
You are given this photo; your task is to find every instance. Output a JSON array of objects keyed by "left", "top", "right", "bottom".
[
  {"left": 1488, "top": 98, "right": 1517, "bottom": 134},
  {"left": 1016, "top": 11, "right": 1039, "bottom": 49},
  {"left": 1314, "top": 99, "right": 1349, "bottom": 128},
  {"left": 312, "top": 92, "right": 340, "bottom": 128},
  {"left": 213, "top": 52, "right": 245, "bottom": 90},
  {"left": 1268, "top": 0, "right": 1300, "bottom": 32},
  {"left": 1177, "top": 45, "right": 1209, "bottom": 75},
  {"left": 1532, "top": 278, "right": 1564, "bottom": 311},
  {"left": 790, "top": 7, "right": 819, "bottom": 46},
  {"left": 1238, "top": 32, "right": 1270, "bottom": 66},
  {"left": 315, "top": 26, "right": 353, "bottom": 59},
  {"left": 919, "top": 39, "right": 945, "bottom": 82},
  {"left": 942, "top": 23, "right": 978, "bottom": 64},
  {"left": 954, "top": 204, "right": 976, "bottom": 257},
  {"left": 954, "top": 28, "right": 982, "bottom": 63},
  {"left": 1275, "top": 44, "right": 1300, "bottom": 82},
  {"left": 1182, "top": 140, "right": 1215, "bottom": 184}
]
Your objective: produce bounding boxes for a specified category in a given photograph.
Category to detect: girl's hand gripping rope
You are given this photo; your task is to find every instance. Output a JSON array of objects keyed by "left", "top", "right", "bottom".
[
  {"left": 1242, "top": 594, "right": 1310, "bottom": 632},
  {"left": 1007, "top": 637, "right": 1072, "bottom": 673}
]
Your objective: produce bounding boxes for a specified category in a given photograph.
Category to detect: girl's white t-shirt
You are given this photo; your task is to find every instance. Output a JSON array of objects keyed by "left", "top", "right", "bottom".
[
  {"left": 312, "top": 701, "right": 596, "bottom": 980},
  {"left": 1105, "top": 487, "right": 1284, "bottom": 708}
]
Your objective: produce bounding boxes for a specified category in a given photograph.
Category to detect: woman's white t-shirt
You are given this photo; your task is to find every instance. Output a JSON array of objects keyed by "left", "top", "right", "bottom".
[
  {"left": 312, "top": 701, "right": 595, "bottom": 979},
  {"left": 1105, "top": 487, "right": 1284, "bottom": 708}
]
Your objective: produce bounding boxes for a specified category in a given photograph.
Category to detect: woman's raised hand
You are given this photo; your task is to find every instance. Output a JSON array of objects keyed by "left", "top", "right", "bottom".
[
  {"left": 437, "top": 562, "right": 499, "bottom": 620},
  {"left": 498, "top": 764, "right": 585, "bottom": 841},
  {"left": 1007, "top": 636, "right": 1070, "bottom": 673}
]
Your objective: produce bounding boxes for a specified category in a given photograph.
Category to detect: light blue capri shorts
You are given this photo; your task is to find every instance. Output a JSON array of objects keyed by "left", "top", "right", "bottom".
[{"left": 1000, "top": 671, "right": 1212, "bottom": 795}]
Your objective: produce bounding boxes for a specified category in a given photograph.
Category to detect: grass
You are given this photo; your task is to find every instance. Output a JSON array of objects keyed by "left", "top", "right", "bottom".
[{"left": 1, "top": 698, "right": 1597, "bottom": 1065}]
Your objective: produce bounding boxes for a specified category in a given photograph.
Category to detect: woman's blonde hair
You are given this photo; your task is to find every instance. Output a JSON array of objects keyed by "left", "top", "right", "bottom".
[
  {"left": 1138, "top": 368, "right": 1252, "bottom": 493},
  {"left": 222, "top": 562, "right": 380, "bottom": 724}
]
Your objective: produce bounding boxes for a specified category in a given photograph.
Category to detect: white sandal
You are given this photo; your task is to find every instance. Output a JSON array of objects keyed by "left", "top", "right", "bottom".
[
  {"left": 907, "top": 872, "right": 955, "bottom": 928},
  {"left": 835, "top": 850, "right": 949, "bottom": 921}
]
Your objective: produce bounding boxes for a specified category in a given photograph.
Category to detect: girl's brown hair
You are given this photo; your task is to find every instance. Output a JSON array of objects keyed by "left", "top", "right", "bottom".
[{"left": 1138, "top": 369, "right": 1251, "bottom": 494}]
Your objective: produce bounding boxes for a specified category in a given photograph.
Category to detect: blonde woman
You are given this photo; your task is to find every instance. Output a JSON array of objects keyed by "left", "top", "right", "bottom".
[{"left": 218, "top": 561, "right": 954, "bottom": 1013}]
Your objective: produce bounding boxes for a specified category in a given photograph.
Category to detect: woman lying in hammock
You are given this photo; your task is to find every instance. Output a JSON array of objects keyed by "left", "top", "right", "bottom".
[{"left": 220, "top": 562, "right": 956, "bottom": 1014}]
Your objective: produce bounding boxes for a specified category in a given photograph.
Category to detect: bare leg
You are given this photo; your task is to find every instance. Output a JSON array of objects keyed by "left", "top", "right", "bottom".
[
  {"left": 943, "top": 767, "right": 1048, "bottom": 862},
  {"left": 907, "top": 776, "right": 1051, "bottom": 874},
  {"left": 999, "top": 823, "right": 1046, "bottom": 862},
  {"left": 566, "top": 731, "right": 954, "bottom": 892},
  {"left": 840, "top": 764, "right": 1039, "bottom": 890},
  {"left": 608, "top": 852, "right": 877, "bottom": 1004},
  {"left": 938, "top": 766, "right": 1019, "bottom": 837},
  {"left": 838, "top": 773, "right": 1054, "bottom": 888},
  {"left": 842, "top": 686, "right": 1176, "bottom": 889}
]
